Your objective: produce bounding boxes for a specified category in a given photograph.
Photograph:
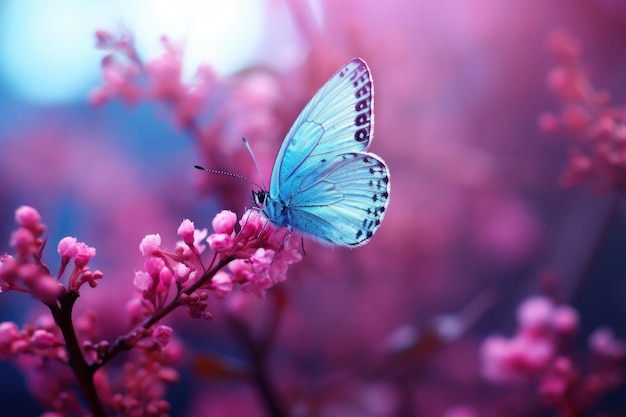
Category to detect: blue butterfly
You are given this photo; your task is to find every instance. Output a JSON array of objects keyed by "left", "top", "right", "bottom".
[{"left": 253, "top": 58, "right": 390, "bottom": 247}]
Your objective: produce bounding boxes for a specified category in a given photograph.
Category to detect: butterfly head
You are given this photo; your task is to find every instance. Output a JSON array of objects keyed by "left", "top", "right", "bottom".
[{"left": 252, "top": 189, "right": 268, "bottom": 209}]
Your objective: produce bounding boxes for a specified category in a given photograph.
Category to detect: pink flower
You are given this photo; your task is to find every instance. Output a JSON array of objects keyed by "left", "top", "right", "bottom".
[
  {"left": 14, "top": 264, "right": 63, "bottom": 302},
  {"left": 209, "top": 271, "right": 232, "bottom": 299},
  {"left": 481, "top": 334, "right": 554, "bottom": 383},
  {"left": 237, "top": 210, "right": 266, "bottom": 240},
  {"left": 173, "top": 64, "right": 215, "bottom": 127},
  {"left": 207, "top": 210, "right": 239, "bottom": 255},
  {"left": 133, "top": 271, "right": 153, "bottom": 292},
  {"left": 157, "top": 267, "right": 174, "bottom": 295},
  {"left": 539, "top": 356, "right": 578, "bottom": 405},
  {"left": 177, "top": 219, "right": 196, "bottom": 246},
  {"left": 94, "top": 29, "right": 114, "bottom": 48},
  {"left": 14, "top": 206, "right": 43, "bottom": 233},
  {"left": 153, "top": 325, "right": 173, "bottom": 347},
  {"left": 145, "top": 39, "right": 183, "bottom": 100},
  {"left": 208, "top": 210, "right": 303, "bottom": 297},
  {"left": 543, "top": 30, "right": 626, "bottom": 193},
  {"left": 250, "top": 248, "right": 273, "bottom": 276},
  {"left": 228, "top": 259, "right": 252, "bottom": 283},
  {"left": 589, "top": 327, "right": 626, "bottom": 360},
  {"left": 551, "top": 305, "right": 579, "bottom": 335},
  {"left": 547, "top": 67, "right": 588, "bottom": 102},
  {"left": 480, "top": 295, "right": 582, "bottom": 384},
  {"left": 173, "top": 263, "right": 191, "bottom": 284},
  {"left": 74, "top": 242, "right": 96, "bottom": 268},
  {"left": 212, "top": 210, "right": 237, "bottom": 234},
  {"left": 144, "top": 256, "right": 166, "bottom": 277},
  {"left": 140, "top": 234, "right": 162, "bottom": 256},
  {"left": 240, "top": 276, "right": 274, "bottom": 298},
  {"left": 100, "top": 55, "right": 140, "bottom": 105},
  {"left": 207, "top": 233, "right": 234, "bottom": 254},
  {"left": 0, "top": 322, "right": 19, "bottom": 359},
  {"left": 9, "top": 227, "right": 35, "bottom": 255},
  {"left": 31, "top": 330, "right": 57, "bottom": 348},
  {"left": 0, "top": 254, "right": 15, "bottom": 280},
  {"left": 176, "top": 227, "right": 208, "bottom": 257},
  {"left": 57, "top": 237, "right": 78, "bottom": 258},
  {"left": 31, "top": 274, "right": 63, "bottom": 303},
  {"left": 0, "top": 322, "right": 18, "bottom": 343},
  {"left": 517, "top": 296, "right": 554, "bottom": 333}
]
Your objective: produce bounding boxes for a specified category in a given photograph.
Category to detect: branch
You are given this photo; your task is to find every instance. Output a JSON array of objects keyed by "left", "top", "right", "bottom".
[
  {"left": 48, "top": 291, "right": 106, "bottom": 417},
  {"left": 94, "top": 255, "right": 236, "bottom": 369}
]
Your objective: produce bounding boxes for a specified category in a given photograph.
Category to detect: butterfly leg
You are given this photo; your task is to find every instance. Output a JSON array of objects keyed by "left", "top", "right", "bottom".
[{"left": 271, "top": 225, "right": 292, "bottom": 261}]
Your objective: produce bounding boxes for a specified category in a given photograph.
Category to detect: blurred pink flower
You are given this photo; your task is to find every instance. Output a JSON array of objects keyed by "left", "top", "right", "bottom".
[
  {"left": 15, "top": 205, "right": 44, "bottom": 233},
  {"left": 209, "top": 271, "right": 233, "bottom": 299},
  {"left": 589, "top": 327, "right": 626, "bottom": 360},
  {"left": 481, "top": 296, "right": 577, "bottom": 383},
  {"left": 542, "top": 30, "right": 626, "bottom": 192},
  {"left": 482, "top": 294, "right": 625, "bottom": 415}
]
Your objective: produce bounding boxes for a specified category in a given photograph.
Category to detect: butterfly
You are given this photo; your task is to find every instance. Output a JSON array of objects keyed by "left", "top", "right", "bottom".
[{"left": 253, "top": 58, "right": 390, "bottom": 247}]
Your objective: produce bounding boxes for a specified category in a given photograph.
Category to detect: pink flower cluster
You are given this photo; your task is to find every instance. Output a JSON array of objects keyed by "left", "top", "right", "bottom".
[
  {"left": 89, "top": 28, "right": 285, "bottom": 196},
  {"left": 108, "top": 209, "right": 301, "bottom": 414},
  {"left": 0, "top": 206, "right": 101, "bottom": 303},
  {"left": 90, "top": 30, "right": 215, "bottom": 131},
  {"left": 132, "top": 209, "right": 302, "bottom": 322},
  {"left": 0, "top": 204, "right": 303, "bottom": 415},
  {"left": 481, "top": 295, "right": 625, "bottom": 415},
  {"left": 215, "top": 210, "right": 303, "bottom": 298},
  {"left": 540, "top": 30, "right": 626, "bottom": 192},
  {"left": 481, "top": 296, "right": 578, "bottom": 382},
  {"left": 0, "top": 315, "right": 65, "bottom": 362},
  {"left": 0, "top": 312, "right": 99, "bottom": 414},
  {"left": 110, "top": 340, "right": 183, "bottom": 417}
]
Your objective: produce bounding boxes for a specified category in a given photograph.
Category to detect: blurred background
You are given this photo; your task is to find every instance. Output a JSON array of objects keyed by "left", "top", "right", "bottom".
[{"left": 1, "top": 0, "right": 625, "bottom": 416}]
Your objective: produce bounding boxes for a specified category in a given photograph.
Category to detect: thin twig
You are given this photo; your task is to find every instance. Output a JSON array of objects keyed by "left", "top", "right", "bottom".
[{"left": 94, "top": 255, "right": 235, "bottom": 369}]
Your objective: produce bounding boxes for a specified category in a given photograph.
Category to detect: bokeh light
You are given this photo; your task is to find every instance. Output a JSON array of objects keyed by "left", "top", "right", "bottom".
[{"left": 0, "top": 0, "right": 270, "bottom": 103}]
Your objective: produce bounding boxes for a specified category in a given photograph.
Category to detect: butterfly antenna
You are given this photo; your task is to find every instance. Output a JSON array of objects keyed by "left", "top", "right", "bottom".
[
  {"left": 194, "top": 165, "right": 262, "bottom": 189},
  {"left": 242, "top": 137, "right": 267, "bottom": 189}
]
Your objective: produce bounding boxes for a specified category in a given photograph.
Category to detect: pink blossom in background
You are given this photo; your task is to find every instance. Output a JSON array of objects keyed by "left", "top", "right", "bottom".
[
  {"left": 0, "top": 1, "right": 625, "bottom": 416},
  {"left": 481, "top": 295, "right": 625, "bottom": 415}
]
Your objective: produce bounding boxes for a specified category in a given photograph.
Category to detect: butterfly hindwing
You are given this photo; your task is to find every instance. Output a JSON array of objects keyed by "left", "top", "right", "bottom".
[{"left": 288, "top": 152, "right": 389, "bottom": 246}]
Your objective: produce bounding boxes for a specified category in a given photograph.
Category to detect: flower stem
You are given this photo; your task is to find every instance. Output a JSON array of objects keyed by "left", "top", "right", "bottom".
[
  {"left": 47, "top": 255, "right": 235, "bottom": 415},
  {"left": 47, "top": 291, "right": 106, "bottom": 417},
  {"left": 94, "top": 255, "right": 235, "bottom": 369}
]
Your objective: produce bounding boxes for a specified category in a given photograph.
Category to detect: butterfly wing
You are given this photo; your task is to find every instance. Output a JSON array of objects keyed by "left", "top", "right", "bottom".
[
  {"left": 270, "top": 58, "right": 374, "bottom": 198},
  {"left": 287, "top": 151, "right": 390, "bottom": 246},
  {"left": 264, "top": 58, "right": 389, "bottom": 246}
]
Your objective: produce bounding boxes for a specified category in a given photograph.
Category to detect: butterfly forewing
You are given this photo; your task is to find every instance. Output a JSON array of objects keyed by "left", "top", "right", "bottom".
[
  {"left": 262, "top": 57, "right": 389, "bottom": 247},
  {"left": 270, "top": 58, "right": 374, "bottom": 197}
]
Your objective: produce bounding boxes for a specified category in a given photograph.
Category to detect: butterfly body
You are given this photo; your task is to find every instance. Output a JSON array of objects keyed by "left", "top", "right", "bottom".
[{"left": 254, "top": 58, "right": 390, "bottom": 247}]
